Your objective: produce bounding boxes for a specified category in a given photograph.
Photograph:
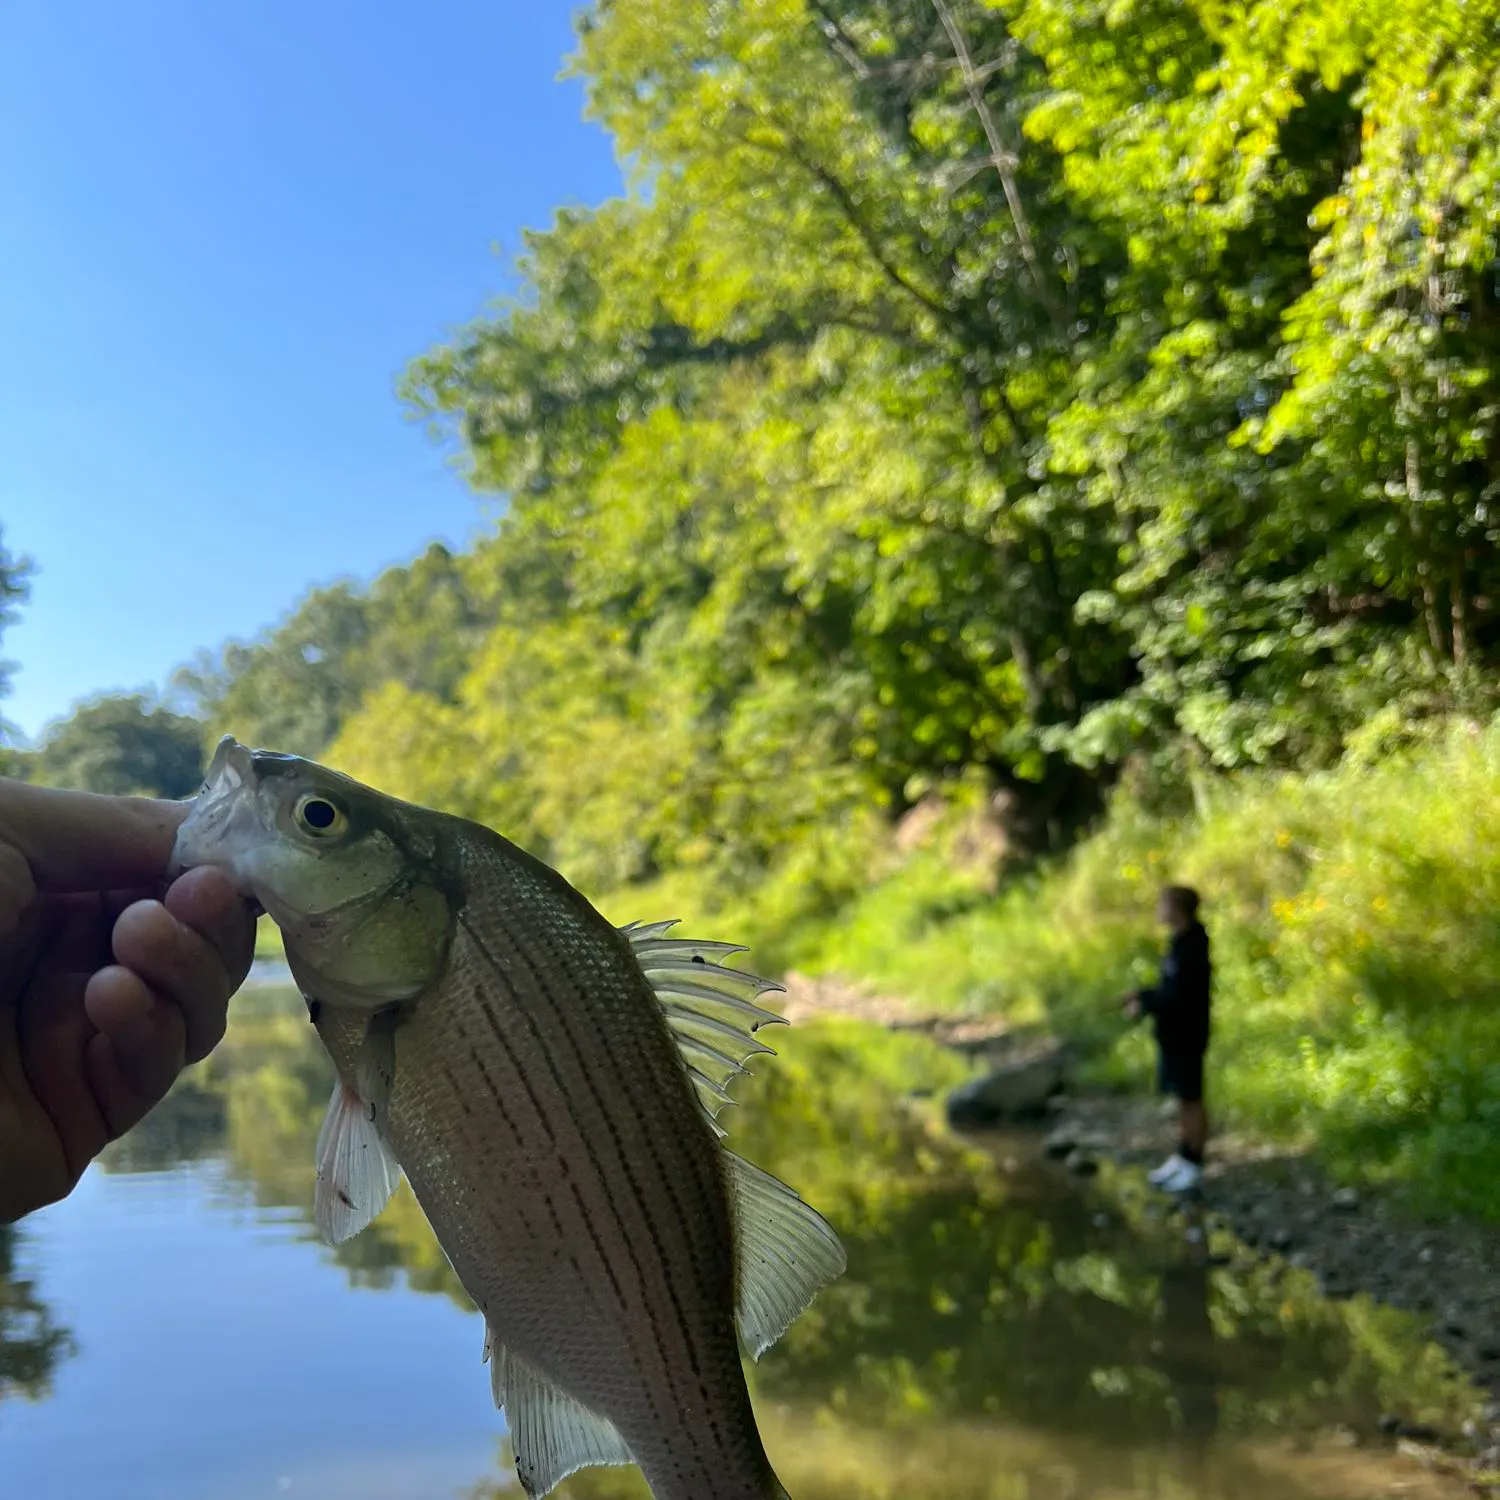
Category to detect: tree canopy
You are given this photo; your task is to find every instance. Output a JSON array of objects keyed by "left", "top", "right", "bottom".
[
  {"left": 356, "top": 0, "right": 1500, "bottom": 882},
  {"left": 31, "top": 0, "right": 1500, "bottom": 892},
  {"left": 26, "top": 694, "right": 205, "bottom": 800}
]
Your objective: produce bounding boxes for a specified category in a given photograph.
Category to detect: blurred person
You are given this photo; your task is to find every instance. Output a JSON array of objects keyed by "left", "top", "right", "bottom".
[
  {"left": 1122, "top": 885, "right": 1211, "bottom": 1194},
  {"left": 0, "top": 778, "right": 256, "bottom": 1223}
]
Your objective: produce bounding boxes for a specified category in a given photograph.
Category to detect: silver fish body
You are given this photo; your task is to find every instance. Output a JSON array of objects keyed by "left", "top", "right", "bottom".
[{"left": 172, "top": 737, "right": 844, "bottom": 1500}]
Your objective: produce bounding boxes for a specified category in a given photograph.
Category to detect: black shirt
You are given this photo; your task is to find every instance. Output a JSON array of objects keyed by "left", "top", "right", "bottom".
[{"left": 1140, "top": 920, "right": 1212, "bottom": 1054}]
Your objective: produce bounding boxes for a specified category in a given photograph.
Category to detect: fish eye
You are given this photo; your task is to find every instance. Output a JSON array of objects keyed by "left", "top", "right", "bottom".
[{"left": 294, "top": 794, "right": 347, "bottom": 839}]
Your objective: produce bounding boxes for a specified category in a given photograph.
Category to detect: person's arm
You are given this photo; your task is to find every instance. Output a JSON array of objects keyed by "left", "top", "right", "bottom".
[{"left": 1137, "top": 940, "right": 1182, "bottom": 1022}]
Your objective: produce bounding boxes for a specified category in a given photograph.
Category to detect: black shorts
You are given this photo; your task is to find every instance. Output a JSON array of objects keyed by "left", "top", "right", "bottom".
[{"left": 1157, "top": 1047, "right": 1205, "bottom": 1103}]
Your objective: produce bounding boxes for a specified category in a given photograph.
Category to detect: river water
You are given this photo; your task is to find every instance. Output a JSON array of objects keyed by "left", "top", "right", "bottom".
[{"left": 0, "top": 980, "right": 1480, "bottom": 1500}]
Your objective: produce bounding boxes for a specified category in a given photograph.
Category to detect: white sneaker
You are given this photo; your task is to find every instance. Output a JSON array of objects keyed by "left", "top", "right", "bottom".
[
  {"left": 1159, "top": 1158, "right": 1203, "bottom": 1194},
  {"left": 1148, "top": 1153, "right": 1186, "bottom": 1185}
]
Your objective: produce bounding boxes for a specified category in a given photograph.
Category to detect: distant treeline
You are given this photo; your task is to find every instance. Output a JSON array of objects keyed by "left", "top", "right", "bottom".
[{"left": 11, "top": 0, "right": 1500, "bottom": 899}]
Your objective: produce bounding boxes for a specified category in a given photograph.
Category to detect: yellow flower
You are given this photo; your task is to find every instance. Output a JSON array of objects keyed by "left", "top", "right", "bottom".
[
  {"left": 1275, "top": 830, "right": 1293, "bottom": 849},
  {"left": 1372, "top": 895, "right": 1388, "bottom": 913}
]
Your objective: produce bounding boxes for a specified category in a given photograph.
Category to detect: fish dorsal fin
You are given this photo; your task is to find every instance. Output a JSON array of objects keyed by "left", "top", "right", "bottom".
[
  {"left": 482, "top": 1327, "right": 634, "bottom": 1498},
  {"left": 724, "top": 1149, "right": 847, "bottom": 1359},
  {"left": 621, "top": 918, "right": 787, "bottom": 1134},
  {"left": 313, "top": 1080, "right": 402, "bottom": 1245}
]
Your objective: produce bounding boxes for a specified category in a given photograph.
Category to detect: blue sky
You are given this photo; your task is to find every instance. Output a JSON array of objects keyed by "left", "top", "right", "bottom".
[{"left": 0, "top": 1, "right": 621, "bottom": 743}]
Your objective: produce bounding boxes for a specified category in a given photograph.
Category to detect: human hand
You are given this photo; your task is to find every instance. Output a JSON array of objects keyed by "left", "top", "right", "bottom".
[{"left": 0, "top": 780, "right": 257, "bottom": 1223}]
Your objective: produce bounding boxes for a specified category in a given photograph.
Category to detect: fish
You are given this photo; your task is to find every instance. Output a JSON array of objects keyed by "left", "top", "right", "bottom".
[{"left": 170, "top": 736, "right": 846, "bottom": 1500}]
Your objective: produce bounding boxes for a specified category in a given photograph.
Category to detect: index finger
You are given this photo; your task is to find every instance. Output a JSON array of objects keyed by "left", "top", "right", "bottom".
[{"left": 0, "top": 780, "right": 192, "bottom": 894}]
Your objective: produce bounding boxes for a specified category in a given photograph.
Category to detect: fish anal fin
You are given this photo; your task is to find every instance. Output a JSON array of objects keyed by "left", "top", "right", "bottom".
[
  {"left": 484, "top": 1326, "right": 633, "bottom": 1498},
  {"left": 726, "top": 1150, "right": 847, "bottom": 1360},
  {"left": 313, "top": 1079, "right": 401, "bottom": 1246}
]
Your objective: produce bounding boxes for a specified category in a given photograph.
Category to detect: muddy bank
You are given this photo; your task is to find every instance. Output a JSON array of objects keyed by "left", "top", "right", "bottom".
[{"left": 781, "top": 969, "right": 1500, "bottom": 1479}]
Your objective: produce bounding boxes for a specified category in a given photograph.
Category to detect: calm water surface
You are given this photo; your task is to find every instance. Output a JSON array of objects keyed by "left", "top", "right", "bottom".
[{"left": 0, "top": 983, "right": 1480, "bottom": 1500}]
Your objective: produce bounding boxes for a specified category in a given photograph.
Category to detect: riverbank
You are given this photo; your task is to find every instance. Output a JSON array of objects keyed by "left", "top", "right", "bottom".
[{"left": 780, "top": 967, "right": 1500, "bottom": 1485}]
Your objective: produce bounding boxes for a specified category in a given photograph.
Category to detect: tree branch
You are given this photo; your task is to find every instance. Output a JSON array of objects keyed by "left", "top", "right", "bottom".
[
  {"left": 729, "top": 114, "right": 954, "bottom": 323},
  {"left": 930, "top": 0, "right": 1068, "bottom": 338}
]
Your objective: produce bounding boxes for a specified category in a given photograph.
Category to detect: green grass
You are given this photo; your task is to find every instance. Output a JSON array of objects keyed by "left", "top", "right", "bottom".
[{"left": 252, "top": 914, "right": 285, "bottom": 963}]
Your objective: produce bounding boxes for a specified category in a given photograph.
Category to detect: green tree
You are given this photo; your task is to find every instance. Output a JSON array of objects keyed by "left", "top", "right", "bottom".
[
  {"left": 178, "top": 543, "right": 492, "bottom": 762},
  {"left": 0, "top": 526, "right": 32, "bottom": 754},
  {"left": 30, "top": 693, "right": 205, "bottom": 799},
  {"left": 181, "top": 0, "right": 1500, "bottom": 892}
]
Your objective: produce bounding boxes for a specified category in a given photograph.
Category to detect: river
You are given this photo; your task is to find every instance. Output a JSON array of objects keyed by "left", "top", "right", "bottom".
[{"left": 0, "top": 978, "right": 1480, "bottom": 1500}]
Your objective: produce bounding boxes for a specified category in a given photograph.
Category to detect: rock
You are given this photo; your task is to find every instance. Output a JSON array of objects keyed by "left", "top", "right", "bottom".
[
  {"left": 1331, "top": 1187, "right": 1360, "bottom": 1213},
  {"left": 1043, "top": 1128, "right": 1078, "bottom": 1160},
  {"left": 945, "top": 1041, "right": 1071, "bottom": 1126},
  {"left": 1066, "top": 1150, "right": 1099, "bottom": 1178}
]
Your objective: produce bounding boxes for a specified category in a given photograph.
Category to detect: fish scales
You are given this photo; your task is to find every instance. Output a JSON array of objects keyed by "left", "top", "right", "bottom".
[
  {"left": 170, "top": 737, "right": 843, "bottom": 1500},
  {"left": 321, "top": 834, "right": 777, "bottom": 1498}
]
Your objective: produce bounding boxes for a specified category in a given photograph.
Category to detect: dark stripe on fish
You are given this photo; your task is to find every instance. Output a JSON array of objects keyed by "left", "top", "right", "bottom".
[
  {"left": 459, "top": 910, "right": 721, "bottom": 1428},
  {"left": 460, "top": 945, "right": 681, "bottom": 1453},
  {"left": 504, "top": 912, "right": 733, "bottom": 1443}
]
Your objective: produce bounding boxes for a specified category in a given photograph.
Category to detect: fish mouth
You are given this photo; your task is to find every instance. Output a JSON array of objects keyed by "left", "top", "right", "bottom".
[{"left": 168, "top": 735, "right": 262, "bottom": 884}]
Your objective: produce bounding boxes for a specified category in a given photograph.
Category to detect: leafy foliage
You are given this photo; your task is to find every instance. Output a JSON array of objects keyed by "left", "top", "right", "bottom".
[
  {"left": 334, "top": 0, "right": 1499, "bottom": 878},
  {"left": 175, "top": 542, "right": 490, "bottom": 762},
  {"left": 26, "top": 693, "right": 206, "bottom": 799},
  {"left": 57, "top": 0, "right": 1481, "bottom": 885}
]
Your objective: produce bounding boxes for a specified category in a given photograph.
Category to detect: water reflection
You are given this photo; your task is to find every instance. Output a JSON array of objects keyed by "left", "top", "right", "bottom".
[
  {"left": 4, "top": 988, "right": 1481, "bottom": 1500},
  {"left": 1158, "top": 1254, "right": 1221, "bottom": 1460},
  {"left": 0, "top": 1223, "right": 74, "bottom": 1411}
]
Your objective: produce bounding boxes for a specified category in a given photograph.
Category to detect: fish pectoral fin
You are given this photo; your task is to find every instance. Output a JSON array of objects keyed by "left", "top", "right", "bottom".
[
  {"left": 313, "top": 1080, "right": 402, "bottom": 1246},
  {"left": 353, "top": 1009, "right": 400, "bottom": 1124},
  {"left": 726, "top": 1149, "right": 847, "bottom": 1360},
  {"left": 483, "top": 1328, "right": 633, "bottom": 1499}
]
